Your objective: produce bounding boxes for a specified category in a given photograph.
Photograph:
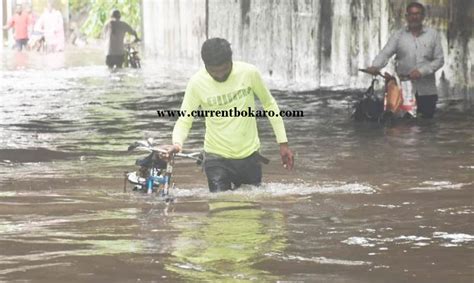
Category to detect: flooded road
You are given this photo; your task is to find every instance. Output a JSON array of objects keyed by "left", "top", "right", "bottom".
[{"left": 0, "top": 49, "right": 473, "bottom": 282}]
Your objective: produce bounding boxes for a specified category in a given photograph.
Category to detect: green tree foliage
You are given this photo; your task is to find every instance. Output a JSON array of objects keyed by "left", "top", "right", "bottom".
[
  {"left": 71, "top": 0, "right": 141, "bottom": 38},
  {"left": 69, "top": 0, "right": 87, "bottom": 11}
]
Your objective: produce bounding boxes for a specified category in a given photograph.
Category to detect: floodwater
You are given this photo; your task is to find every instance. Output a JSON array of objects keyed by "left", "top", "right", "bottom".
[{"left": 0, "top": 48, "right": 473, "bottom": 282}]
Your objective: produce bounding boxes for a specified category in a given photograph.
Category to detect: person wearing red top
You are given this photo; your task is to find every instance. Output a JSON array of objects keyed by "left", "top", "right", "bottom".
[{"left": 3, "top": 5, "right": 30, "bottom": 51}]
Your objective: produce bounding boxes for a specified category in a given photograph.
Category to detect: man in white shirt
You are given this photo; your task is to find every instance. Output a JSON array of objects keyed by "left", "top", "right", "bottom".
[{"left": 367, "top": 2, "right": 444, "bottom": 118}]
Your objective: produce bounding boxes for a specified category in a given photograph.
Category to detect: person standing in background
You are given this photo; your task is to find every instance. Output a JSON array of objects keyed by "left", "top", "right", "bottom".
[
  {"left": 3, "top": 4, "right": 30, "bottom": 51},
  {"left": 35, "top": 1, "right": 65, "bottom": 52}
]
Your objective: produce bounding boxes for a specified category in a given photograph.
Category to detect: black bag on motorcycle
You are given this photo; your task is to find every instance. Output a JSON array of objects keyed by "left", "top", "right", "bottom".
[
  {"left": 353, "top": 96, "right": 384, "bottom": 122},
  {"left": 352, "top": 78, "right": 384, "bottom": 122}
]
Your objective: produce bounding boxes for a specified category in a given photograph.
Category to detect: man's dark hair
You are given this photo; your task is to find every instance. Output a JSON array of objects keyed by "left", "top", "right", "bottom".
[
  {"left": 406, "top": 2, "right": 425, "bottom": 15},
  {"left": 201, "top": 38, "right": 232, "bottom": 66},
  {"left": 111, "top": 9, "right": 121, "bottom": 20}
]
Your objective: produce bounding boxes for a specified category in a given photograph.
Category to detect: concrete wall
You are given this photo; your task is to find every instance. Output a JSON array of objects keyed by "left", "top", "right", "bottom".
[{"left": 142, "top": 0, "right": 206, "bottom": 66}]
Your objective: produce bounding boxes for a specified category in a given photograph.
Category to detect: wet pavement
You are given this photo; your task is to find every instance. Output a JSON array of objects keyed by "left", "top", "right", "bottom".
[{"left": 0, "top": 48, "right": 473, "bottom": 282}]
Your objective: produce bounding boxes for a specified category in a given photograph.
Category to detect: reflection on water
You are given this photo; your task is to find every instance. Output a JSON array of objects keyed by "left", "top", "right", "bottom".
[
  {"left": 166, "top": 200, "right": 286, "bottom": 281},
  {"left": 0, "top": 48, "right": 473, "bottom": 282}
]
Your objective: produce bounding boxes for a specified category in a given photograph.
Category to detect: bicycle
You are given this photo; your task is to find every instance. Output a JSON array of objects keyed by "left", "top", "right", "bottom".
[
  {"left": 124, "top": 39, "right": 141, "bottom": 69},
  {"left": 124, "top": 138, "right": 202, "bottom": 199}
]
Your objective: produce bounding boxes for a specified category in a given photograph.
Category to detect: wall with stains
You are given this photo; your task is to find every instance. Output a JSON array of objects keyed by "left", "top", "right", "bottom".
[
  {"left": 142, "top": 0, "right": 207, "bottom": 66},
  {"left": 142, "top": 0, "right": 473, "bottom": 99}
]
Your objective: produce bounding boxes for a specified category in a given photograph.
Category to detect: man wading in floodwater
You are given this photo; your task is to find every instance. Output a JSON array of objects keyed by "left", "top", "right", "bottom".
[
  {"left": 366, "top": 2, "right": 444, "bottom": 119},
  {"left": 165, "top": 38, "right": 294, "bottom": 192}
]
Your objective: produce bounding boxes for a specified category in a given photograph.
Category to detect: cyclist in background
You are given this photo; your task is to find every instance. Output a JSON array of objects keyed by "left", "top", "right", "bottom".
[{"left": 103, "top": 9, "right": 139, "bottom": 69}]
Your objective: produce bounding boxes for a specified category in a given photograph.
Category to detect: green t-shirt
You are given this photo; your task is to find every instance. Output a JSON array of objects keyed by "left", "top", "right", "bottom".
[{"left": 172, "top": 61, "right": 288, "bottom": 159}]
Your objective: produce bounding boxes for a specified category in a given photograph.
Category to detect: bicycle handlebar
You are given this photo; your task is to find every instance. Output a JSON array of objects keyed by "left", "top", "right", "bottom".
[
  {"left": 175, "top": 152, "right": 202, "bottom": 161},
  {"left": 127, "top": 141, "right": 201, "bottom": 161},
  {"left": 359, "top": 68, "right": 411, "bottom": 81},
  {"left": 358, "top": 68, "right": 387, "bottom": 79}
]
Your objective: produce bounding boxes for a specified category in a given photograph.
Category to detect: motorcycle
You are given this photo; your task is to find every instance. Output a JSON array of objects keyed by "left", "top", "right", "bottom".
[
  {"left": 124, "top": 138, "right": 202, "bottom": 199},
  {"left": 353, "top": 68, "right": 411, "bottom": 124}
]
